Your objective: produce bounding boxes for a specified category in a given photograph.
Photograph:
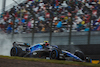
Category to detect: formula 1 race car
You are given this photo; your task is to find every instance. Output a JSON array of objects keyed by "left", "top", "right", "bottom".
[{"left": 10, "top": 41, "right": 91, "bottom": 62}]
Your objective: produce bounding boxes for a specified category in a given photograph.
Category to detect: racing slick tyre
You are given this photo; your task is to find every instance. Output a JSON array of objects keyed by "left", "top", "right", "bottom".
[
  {"left": 10, "top": 47, "right": 22, "bottom": 56},
  {"left": 74, "top": 50, "right": 85, "bottom": 60},
  {"left": 50, "top": 49, "right": 59, "bottom": 60}
]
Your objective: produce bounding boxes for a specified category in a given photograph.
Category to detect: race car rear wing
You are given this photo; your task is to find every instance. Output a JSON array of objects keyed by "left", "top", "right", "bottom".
[{"left": 13, "top": 42, "right": 30, "bottom": 47}]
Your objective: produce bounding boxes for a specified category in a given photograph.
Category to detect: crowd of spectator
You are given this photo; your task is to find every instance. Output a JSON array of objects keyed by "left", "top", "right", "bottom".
[{"left": 0, "top": 0, "right": 100, "bottom": 34}]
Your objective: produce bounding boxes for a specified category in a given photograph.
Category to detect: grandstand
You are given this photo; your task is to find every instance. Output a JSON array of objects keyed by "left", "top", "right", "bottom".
[{"left": 0, "top": 0, "right": 100, "bottom": 34}]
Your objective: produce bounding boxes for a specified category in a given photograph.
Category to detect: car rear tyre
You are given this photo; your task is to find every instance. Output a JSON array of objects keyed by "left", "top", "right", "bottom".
[{"left": 10, "top": 47, "right": 22, "bottom": 56}]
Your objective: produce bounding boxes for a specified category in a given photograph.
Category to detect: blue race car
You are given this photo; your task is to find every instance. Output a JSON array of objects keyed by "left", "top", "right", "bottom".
[{"left": 10, "top": 41, "right": 91, "bottom": 62}]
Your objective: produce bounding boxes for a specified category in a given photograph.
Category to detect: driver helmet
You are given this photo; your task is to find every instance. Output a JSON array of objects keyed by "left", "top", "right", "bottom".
[{"left": 44, "top": 41, "right": 49, "bottom": 46}]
